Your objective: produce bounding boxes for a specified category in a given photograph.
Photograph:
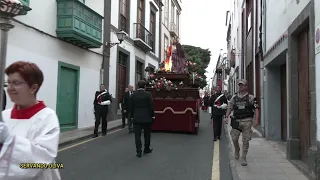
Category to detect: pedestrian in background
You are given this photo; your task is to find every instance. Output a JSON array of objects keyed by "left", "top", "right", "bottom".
[
  {"left": 0, "top": 61, "right": 61, "bottom": 179},
  {"left": 129, "top": 80, "right": 155, "bottom": 158},
  {"left": 121, "top": 88, "right": 129, "bottom": 128},
  {"left": 123, "top": 85, "right": 134, "bottom": 133},
  {"left": 93, "top": 84, "right": 112, "bottom": 138}
]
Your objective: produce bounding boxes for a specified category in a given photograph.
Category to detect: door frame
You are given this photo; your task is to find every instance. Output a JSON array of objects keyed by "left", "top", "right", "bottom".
[
  {"left": 116, "top": 46, "right": 130, "bottom": 107},
  {"left": 56, "top": 61, "right": 80, "bottom": 132}
]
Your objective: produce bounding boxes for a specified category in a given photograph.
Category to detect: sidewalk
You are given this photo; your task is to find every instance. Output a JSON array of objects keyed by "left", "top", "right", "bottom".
[
  {"left": 224, "top": 124, "right": 308, "bottom": 180},
  {"left": 59, "top": 119, "right": 123, "bottom": 147}
]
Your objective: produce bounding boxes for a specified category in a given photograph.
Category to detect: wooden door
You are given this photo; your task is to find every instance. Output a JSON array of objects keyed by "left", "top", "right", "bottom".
[
  {"left": 298, "top": 28, "right": 310, "bottom": 162},
  {"left": 117, "top": 52, "right": 127, "bottom": 104},
  {"left": 57, "top": 66, "right": 78, "bottom": 131},
  {"left": 280, "top": 63, "right": 287, "bottom": 141}
]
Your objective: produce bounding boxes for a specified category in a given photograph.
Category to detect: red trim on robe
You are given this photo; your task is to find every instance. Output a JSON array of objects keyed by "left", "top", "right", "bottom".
[{"left": 11, "top": 101, "right": 47, "bottom": 119}]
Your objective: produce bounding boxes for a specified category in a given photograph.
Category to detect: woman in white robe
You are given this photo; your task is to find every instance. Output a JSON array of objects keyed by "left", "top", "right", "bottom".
[{"left": 0, "top": 61, "right": 61, "bottom": 180}]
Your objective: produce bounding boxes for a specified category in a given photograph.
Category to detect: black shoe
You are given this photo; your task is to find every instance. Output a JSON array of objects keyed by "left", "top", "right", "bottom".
[
  {"left": 102, "top": 133, "right": 106, "bottom": 136},
  {"left": 213, "top": 138, "right": 217, "bottom": 141},
  {"left": 121, "top": 125, "right": 125, "bottom": 128},
  {"left": 136, "top": 152, "right": 142, "bottom": 158},
  {"left": 92, "top": 134, "right": 98, "bottom": 138},
  {"left": 217, "top": 136, "right": 220, "bottom": 140},
  {"left": 144, "top": 148, "right": 153, "bottom": 154}
]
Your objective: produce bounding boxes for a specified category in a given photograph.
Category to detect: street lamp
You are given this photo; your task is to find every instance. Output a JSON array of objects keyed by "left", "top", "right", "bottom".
[
  {"left": 101, "top": 30, "right": 127, "bottom": 85},
  {"left": 0, "top": 0, "right": 31, "bottom": 121},
  {"left": 106, "top": 30, "right": 127, "bottom": 48}
]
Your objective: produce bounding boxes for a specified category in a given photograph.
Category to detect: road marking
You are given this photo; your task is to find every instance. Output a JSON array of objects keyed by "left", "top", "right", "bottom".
[
  {"left": 58, "top": 128, "right": 124, "bottom": 152},
  {"left": 211, "top": 141, "right": 220, "bottom": 180}
]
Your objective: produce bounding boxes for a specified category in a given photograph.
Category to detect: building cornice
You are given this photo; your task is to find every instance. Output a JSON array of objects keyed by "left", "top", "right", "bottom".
[
  {"left": 262, "top": 33, "right": 288, "bottom": 60},
  {"left": 172, "top": 0, "right": 182, "bottom": 11}
]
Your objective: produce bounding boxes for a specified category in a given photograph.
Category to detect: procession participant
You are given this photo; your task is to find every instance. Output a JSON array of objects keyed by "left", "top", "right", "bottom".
[
  {"left": 93, "top": 84, "right": 112, "bottom": 138},
  {"left": 123, "top": 85, "right": 134, "bottom": 133},
  {"left": 121, "top": 88, "right": 129, "bottom": 128},
  {"left": 224, "top": 79, "right": 259, "bottom": 166},
  {"left": 0, "top": 61, "right": 61, "bottom": 179},
  {"left": 129, "top": 80, "right": 155, "bottom": 158},
  {"left": 210, "top": 86, "right": 228, "bottom": 141}
]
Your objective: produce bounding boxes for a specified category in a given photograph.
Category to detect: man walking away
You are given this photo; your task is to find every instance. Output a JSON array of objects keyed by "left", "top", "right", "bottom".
[
  {"left": 129, "top": 80, "right": 155, "bottom": 158},
  {"left": 121, "top": 88, "right": 129, "bottom": 128},
  {"left": 93, "top": 84, "right": 112, "bottom": 138},
  {"left": 124, "top": 85, "right": 134, "bottom": 133},
  {"left": 225, "top": 79, "right": 259, "bottom": 166},
  {"left": 210, "top": 86, "right": 228, "bottom": 141}
]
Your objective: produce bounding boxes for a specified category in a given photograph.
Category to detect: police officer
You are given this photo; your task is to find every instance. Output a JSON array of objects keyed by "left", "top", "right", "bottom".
[{"left": 224, "top": 79, "right": 259, "bottom": 166}]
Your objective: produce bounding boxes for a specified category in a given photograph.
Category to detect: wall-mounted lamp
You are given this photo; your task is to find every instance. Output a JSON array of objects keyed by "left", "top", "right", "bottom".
[{"left": 106, "top": 30, "right": 127, "bottom": 48}]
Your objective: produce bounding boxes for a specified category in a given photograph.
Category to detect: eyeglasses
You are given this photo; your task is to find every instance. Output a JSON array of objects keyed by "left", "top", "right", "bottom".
[{"left": 6, "top": 80, "right": 27, "bottom": 87}]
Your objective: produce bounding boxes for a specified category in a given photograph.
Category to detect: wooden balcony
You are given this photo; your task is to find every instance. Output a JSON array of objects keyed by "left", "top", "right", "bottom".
[{"left": 56, "top": 0, "right": 103, "bottom": 49}]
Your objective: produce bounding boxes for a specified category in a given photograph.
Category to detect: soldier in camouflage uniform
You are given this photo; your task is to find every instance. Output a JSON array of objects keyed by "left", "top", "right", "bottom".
[{"left": 224, "top": 79, "right": 259, "bottom": 166}]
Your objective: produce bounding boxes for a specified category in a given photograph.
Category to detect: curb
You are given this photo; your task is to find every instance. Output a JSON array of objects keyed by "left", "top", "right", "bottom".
[
  {"left": 58, "top": 124, "right": 122, "bottom": 148},
  {"left": 223, "top": 124, "right": 240, "bottom": 180}
]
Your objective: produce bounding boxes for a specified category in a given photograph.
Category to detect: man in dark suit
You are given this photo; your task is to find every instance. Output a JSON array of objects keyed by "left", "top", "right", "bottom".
[
  {"left": 129, "top": 80, "right": 155, "bottom": 158},
  {"left": 123, "top": 84, "right": 134, "bottom": 133},
  {"left": 93, "top": 84, "right": 112, "bottom": 138},
  {"left": 121, "top": 88, "right": 129, "bottom": 128}
]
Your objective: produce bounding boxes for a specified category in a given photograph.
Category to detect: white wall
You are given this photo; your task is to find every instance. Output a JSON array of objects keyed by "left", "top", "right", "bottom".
[
  {"left": 6, "top": 21, "right": 102, "bottom": 128},
  {"left": 266, "top": 0, "right": 310, "bottom": 51},
  {"left": 16, "top": 0, "right": 104, "bottom": 55},
  {"left": 314, "top": 0, "right": 320, "bottom": 141}
]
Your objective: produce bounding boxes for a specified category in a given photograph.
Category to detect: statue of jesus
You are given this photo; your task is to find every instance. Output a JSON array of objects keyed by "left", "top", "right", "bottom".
[{"left": 164, "top": 37, "right": 187, "bottom": 73}]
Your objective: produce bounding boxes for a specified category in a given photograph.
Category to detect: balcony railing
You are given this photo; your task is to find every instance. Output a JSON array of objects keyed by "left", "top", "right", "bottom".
[
  {"left": 170, "top": 22, "right": 178, "bottom": 37},
  {"left": 133, "top": 23, "right": 153, "bottom": 51}
]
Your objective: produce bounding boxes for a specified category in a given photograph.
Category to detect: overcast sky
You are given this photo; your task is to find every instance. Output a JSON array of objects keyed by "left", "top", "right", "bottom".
[{"left": 181, "top": 0, "right": 230, "bottom": 83}]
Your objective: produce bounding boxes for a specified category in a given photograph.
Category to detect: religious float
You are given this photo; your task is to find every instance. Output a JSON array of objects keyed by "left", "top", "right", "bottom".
[{"left": 145, "top": 40, "right": 204, "bottom": 134}]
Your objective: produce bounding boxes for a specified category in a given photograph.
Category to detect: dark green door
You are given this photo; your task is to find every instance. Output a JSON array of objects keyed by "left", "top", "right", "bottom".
[{"left": 57, "top": 63, "right": 79, "bottom": 131}]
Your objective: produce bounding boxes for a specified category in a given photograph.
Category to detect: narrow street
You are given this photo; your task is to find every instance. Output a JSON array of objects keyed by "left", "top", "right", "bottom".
[{"left": 57, "top": 110, "right": 233, "bottom": 180}]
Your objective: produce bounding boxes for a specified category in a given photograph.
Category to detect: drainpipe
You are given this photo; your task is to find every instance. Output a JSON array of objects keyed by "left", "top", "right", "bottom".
[
  {"left": 102, "top": 0, "right": 111, "bottom": 90},
  {"left": 158, "top": 2, "right": 163, "bottom": 63},
  {"left": 259, "top": 0, "right": 266, "bottom": 136}
]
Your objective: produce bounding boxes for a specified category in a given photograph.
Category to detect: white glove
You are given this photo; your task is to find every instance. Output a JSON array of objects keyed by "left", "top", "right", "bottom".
[
  {"left": 220, "top": 103, "right": 227, "bottom": 109},
  {"left": 100, "top": 100, "right": 111, "bottom": 105},
  {"left": 0, "top": 122, "right": 11, "bottom": 143}
]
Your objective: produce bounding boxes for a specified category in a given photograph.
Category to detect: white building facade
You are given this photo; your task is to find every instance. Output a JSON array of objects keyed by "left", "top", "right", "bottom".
[
  {"left": 161, "top": 0, "right": 182, "bottom": 61},
  {"left": 108, "top": 0, "right": 162, "bottom": 120},
  {"left": 5, "top": 0, "right": 105, "bottom": 131},
  {"left": 225, "top": 0, "right": 320, "bottom": 177},
  {"left": 225, "top": 0, "right": 243, "bottom": 95},
  {"left": 262, "top": 0, "right": 319, "bottom": 177}
]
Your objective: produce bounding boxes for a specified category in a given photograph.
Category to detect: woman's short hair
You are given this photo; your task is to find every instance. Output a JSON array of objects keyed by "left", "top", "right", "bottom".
[{"left": 5, "top": 61, "right": 44, "bottom": 93}]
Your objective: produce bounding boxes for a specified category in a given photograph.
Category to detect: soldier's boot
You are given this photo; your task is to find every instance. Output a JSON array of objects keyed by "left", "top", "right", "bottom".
[
  {"left": 233, "top": 140, "right": 240, "bottom": 160},
  {"left": 240, "top": 157, "right": 247, "bottom": 166}
]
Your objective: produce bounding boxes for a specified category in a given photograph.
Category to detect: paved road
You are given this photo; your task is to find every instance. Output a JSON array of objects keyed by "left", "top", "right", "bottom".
[{"left": 57, "top": 110, "right": 232, "bottom": 180}]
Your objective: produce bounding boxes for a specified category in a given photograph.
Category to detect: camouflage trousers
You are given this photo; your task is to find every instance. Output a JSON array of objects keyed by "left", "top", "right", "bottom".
[{"left": 230, "top": 120, "right": 253, "bottom": 158}]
